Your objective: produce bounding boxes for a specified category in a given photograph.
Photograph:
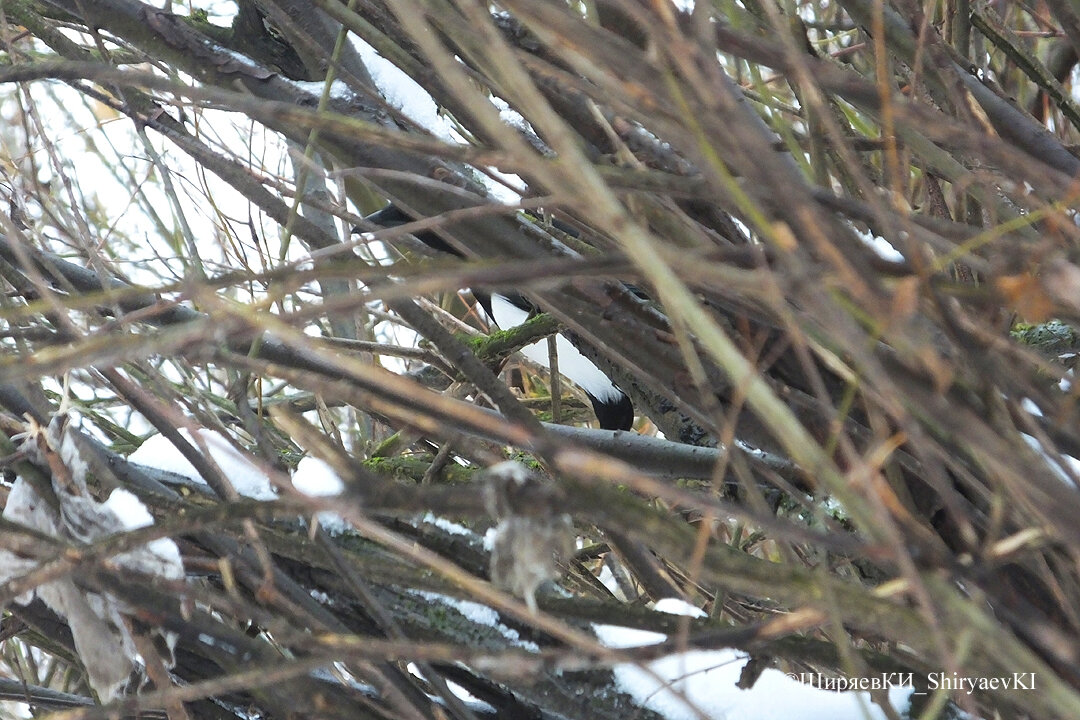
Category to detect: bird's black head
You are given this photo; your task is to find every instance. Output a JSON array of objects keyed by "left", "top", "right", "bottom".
[{"left": 354, "top": 205, "right": 461, "bottom": 258}]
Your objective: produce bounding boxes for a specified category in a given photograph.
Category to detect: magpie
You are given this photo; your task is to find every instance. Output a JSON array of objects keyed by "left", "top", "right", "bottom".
[{"left": 359, "top": 205, "right": 634, "bottom": 430}]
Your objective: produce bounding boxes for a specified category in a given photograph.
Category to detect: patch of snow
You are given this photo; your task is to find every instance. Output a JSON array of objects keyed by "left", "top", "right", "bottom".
[
  {"left": 850, "top": 225, "right": 904, "bottom": 262},
  {"left": 444, "top": 678, "right": 494, "bottom": 711},
  {"left": 406, "top": 663, "right": 497, "bottom": 714},
  {"left": 421, "top": 512, "right": 476, "bottom": 538},
  {"left": 292, "top": 78, "right": 355, "bottom": 101},
  {"left": 1062, "top": 454, "right": 1080, "bottom": 480},
  {"left": 653, "top": 598, "right": 706, "bottom": 618},
  {"left": 480, "top": 170, "right": 524, "bottom": 204},
  {"left": 491, "top": 96, "right": 530, "bottom": 134},
  {"left": 1021, "top": 433, "right": 1079, "bottom": 487},
  {"left": 352, "top": 39, "right": 455, "bottom": 142},
  {"left": 294, "top": 456, "right": 345, "bottom": 496},
  {"left": 412, "top": 590, "right": 540, "bottom": 652},
  {"left": 102, "top": 488, "right": 184, "bottom": 580},
  {"left": 350, "top": 40, "right": 521, "bottom": 203},
  {"left": 129, "top": 428, "right": 276, "bottom": 500},
  {"left": 595, "top": 623, "right": 666, "bottom": 648},
  {"left": 1020, "top": 397, "right": 1043, "bottom": 417},
  {"left": 102, "top": 488, "right": 154, "bottom": 530},
  {"left": 312, "top": 513, "right": 353, "bottom": 536},
  {"left": 216, "top": 46, "right": 263, "bottom": 72},
  {"left": 290, "top": 457, "right": 352, "bottom": 534},
  {"left": 593, "top": 624, "right": 913, "bottom": 720}
]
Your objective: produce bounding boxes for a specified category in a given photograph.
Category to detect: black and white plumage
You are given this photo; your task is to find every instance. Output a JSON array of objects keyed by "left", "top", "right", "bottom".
[{"left": 359, "top": 206, "right": 634, "bottom": 430}]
